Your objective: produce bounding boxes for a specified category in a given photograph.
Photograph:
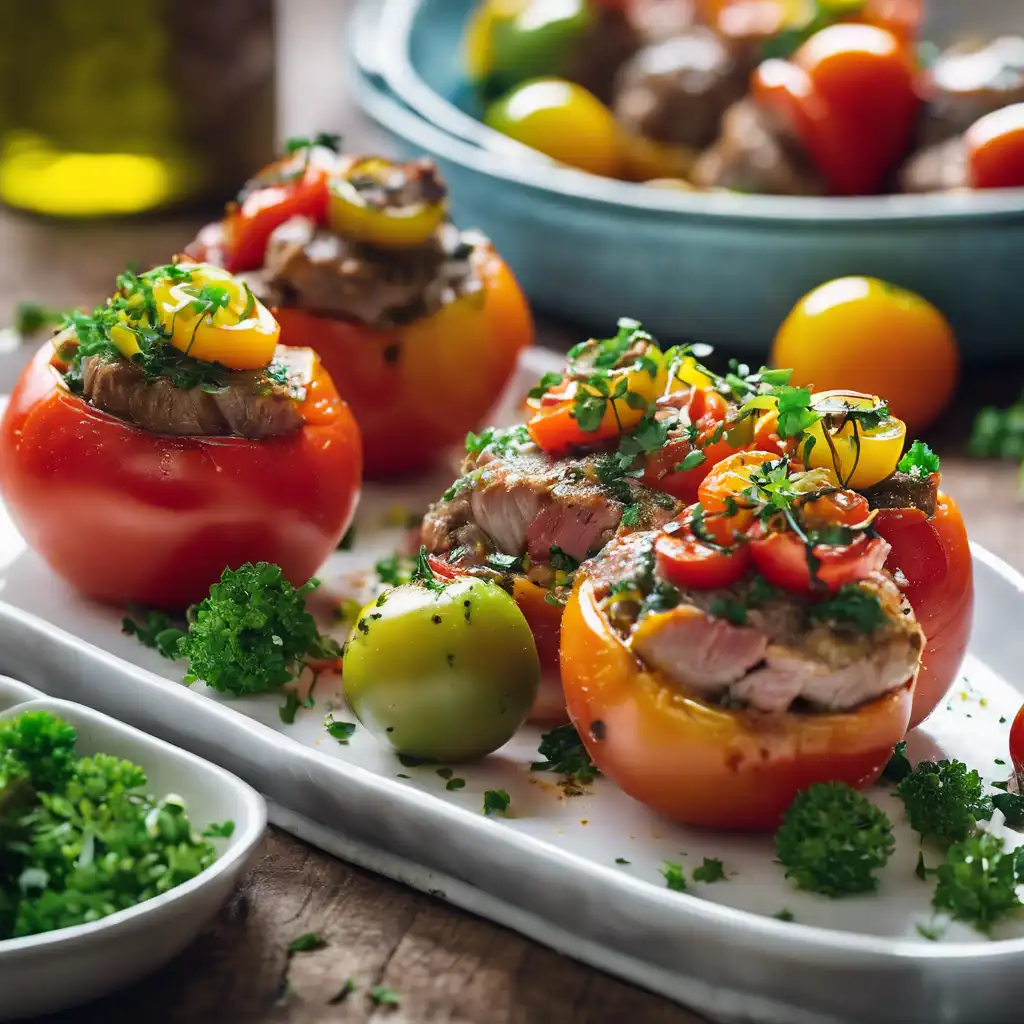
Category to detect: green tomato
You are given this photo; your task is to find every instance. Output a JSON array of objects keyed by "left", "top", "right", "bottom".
[
  {"left": 482, "top": 0, "right": 592, "bottom": 94},
  {"left": 342, "top": 578, "right": 540, "bottom": 762}
]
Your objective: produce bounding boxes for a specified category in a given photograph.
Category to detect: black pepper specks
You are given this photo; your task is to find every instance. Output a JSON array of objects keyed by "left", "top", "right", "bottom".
[
  {"left": 446, "top": 653, "right": 455, "bottom": 668},
  {"left": 432, "top": 614, "right": 443, "bottom": 624},
  {"left": 464, "top": 600, "right": 472, "bottom": 623},
  {"left": 590, "top": 720, "right": 606, "bottom": 742}
]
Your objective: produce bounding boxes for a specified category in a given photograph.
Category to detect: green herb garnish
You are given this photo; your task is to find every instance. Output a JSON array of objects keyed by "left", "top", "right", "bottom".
[
  {"left": 483, "top": 789, "right": 511, "bottom": 816},
  {"left": 661, "top": 861, "right": 687, "bottom": 892},
  {"left": 895, "top": 759, "right": 993, "bottom": 847},
  {"left": 531, "top": 724, "right": 600, "bottom": 788},
  {"left": 287, "top": 932, "right": 328, "bottom": 955},
  {"left": 932, "top": 832, "right": 1024, "bottom": 933},
  {"left": 122, "top": 608, "right": 187, "bottom": 660},
  {"left": 807, "top": 585, "right": 887, "bottom": 633},
  {"left": 880, "top": 741, "right": 913, "bottom": 784},
  {"left": 693, "top": 858, "right": 727, "bottom": 884},
  {"left": 898, "top": 440, "right": 941, "bottom": 479},
  {"left": 324, "top": 715, "right": 357, "bottom": 744}
]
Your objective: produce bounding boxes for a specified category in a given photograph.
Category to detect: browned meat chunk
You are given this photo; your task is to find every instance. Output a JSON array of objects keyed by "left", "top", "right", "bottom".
[
  {"left": 422, "top": 442, "right": 681, "bottom": 569},
  {"left": 691, "top": 98, "right": 827, "bottom": 194},
  {"left": 918, "top": 36, "right": 1024, "bottom": 147},
  {"left": 588, "top": 532, "right": 923, "bottom": 714},
  {"left": 251, "top": 217, "right": 481, "bottom": 329},
  {"left": 613, "top": 28, "right": 748, "bottom": 150},
  {"left": 861, "top": 471, "right": 939, "bottom": 517},
  {"left": 565, "top": 5, "right": 644, "bottom": 104},
  {"left": 80, "top": 345, "right": 311, "bottom": 439}
]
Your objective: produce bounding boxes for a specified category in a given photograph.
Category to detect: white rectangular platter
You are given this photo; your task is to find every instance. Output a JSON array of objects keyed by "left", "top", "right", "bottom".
[{"left": 0, "top": 347, "right": 1023, "bottom": 1024}]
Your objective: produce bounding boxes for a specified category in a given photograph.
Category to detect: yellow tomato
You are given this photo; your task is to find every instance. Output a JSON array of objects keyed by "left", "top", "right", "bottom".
[
  {"left": 484, "top": 78, "right": 623, "bottom": 178},
  {"left": 328, "top": 158, "right": 448, "bottom": 249},
  {"left": 805, "top": 390, "right": 907, "bottom": 490},
  {"left": 151, "top": 263, "right": 279, "bottom": 371},
  {"left": 620, "top": 133, "right": 696, "bottom": 184},
  {"left": 770, "top": 276, "right": 959, "bottom": 435}
]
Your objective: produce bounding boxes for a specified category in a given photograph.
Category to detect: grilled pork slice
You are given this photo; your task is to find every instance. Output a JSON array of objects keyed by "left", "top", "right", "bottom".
[
  {"left": 80, "top": 345, "right": 311, "bottom": 439},
  {"left": 589, "top": 532, "right": 924, "bottom": 714},
  {"left": 422, "top": 441, "right": 682, "bottom": 569}
]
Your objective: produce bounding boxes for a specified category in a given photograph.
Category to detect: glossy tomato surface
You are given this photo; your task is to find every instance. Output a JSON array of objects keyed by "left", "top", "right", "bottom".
[
  {"left": 0, "top": 343, "right": 362, "bottom": 611},
  {"left": 560, "top": 576, "right": 914, "bottom": 831},
  {"left": 273, "top": 246, "right": 533, "bottom": 478},
  {"left": 874, "top": 492, "right": 973, "bottom": 729}
]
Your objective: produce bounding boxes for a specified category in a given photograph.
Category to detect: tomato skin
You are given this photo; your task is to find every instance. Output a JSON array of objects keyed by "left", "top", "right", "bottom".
[
  {"left": 966, "top": 103, "right": 1024, "bottom": 190},
  {"left": 560, "top": 575, "right": 914, "bottom": 831},
  {"left": 272, "top": 246, "right": 533, "bottom": 478},
  {"left": 655, "top": 517, "right": 752, "bottom": 590},
  {"left": 748, "top": 522, "right": 891, "bottom": 594},
  {"left": 1009, "top": 704, "right": 1024, "bottom": 778},
  {"left": 753, "top": 24, "right": 919, "bottom": 195},
  {"left": 0, "top": 343, "right": 362, "bottom": 611},
  {"left": 873, "top": 493, "right": 973, "bottom": 728}
]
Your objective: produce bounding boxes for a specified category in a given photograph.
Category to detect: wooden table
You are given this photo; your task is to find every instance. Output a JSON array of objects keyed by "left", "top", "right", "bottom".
[{"left": 5, "top": 3, "right": 1022, "bottom": 1018}]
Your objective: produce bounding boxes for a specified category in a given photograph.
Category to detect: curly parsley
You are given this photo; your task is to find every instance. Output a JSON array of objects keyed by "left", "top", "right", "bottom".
[
  {"left": 932, "top": 832, "right": 1024, "bottom": 933},
  {"left": 895, "top": 759, "right": 993, "bottom": 847},
  {"left": 898, "top": 440, "right": 940, "bottom": 479}
]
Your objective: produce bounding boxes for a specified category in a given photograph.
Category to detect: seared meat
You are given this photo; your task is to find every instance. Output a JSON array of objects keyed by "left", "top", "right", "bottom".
[
  {"left": 565, "top": 5, "right": 643, "bottom": 105},
  {"left": 251, "top": 217, "right": 482, "bottom": 328},
  {"left": 589, "top": 532, "right": 924, "bottom": 714},
  {"left": 80, "top": 345, "right": 311, "bottom": 439},
  {"left": 628, "top": 0, "right": 696, "bottom": 45},
  {"left": 691, "top": 99, "right": 827, "bottom": 195},
  {"left": 612, "top": 29, "right": 748, "bottom": 150},
  {"left": 861, "top": 471, "right": 939, "bottom": 518},
  {"left": 898, "top": 135, "right": 967, "bottom": 193},
  {"left": 917, "top": 36, "right": 1024, "bottom": 147},
  {"left": 422, "top": 442, "right": 681, "bottom": 569}
]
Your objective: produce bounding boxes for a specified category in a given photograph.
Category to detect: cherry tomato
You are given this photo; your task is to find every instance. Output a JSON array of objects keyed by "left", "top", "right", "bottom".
[
  {"left": 873, "top": 493, "right": 973, "bottom": 728},
  {"left": 697, "top": 449, "right": 780, "bottom": 538},
  {"left": 484, "top": 77, "right": 623, "bottom": 177},
  {"left": 753, "top": 24, "right": 919, "bottom": 195},
  {"left": 771, "top": 277, "right": 960, "bottom": 436},
  {"left": 800, "top": 489, "right": 871, "bottom": 530},
  {"left": 1009, "top": 704, "right": 1024, "bottom": 779},
  {"left": 748, "top": 520, "right": 891, "bottom": 594},
  {"left": 0, "top": 342, "right": 362, "bottom": 611},
  {"left": 655, "top": 512, "right": 752, "bottom": 590},
  {"left": 219, "top": 149, "right": 338, "bottom": 273},
  {"left": 966, "top": 103, "right": 1024, "bottom": 191},
  {"left": 560, "top": 574, "right": 914, "bottom": 830},
  {"left": 641, "top": 387, "right": 742, "bottom": 503},
  {"left": 272, "top": 245, "right": 533, "bottom": 478}
]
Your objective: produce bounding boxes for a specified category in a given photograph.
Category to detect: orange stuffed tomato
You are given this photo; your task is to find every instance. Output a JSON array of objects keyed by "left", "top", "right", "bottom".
[
  {"left": 186, "top": 139, "right": 533, "bottom": 478},
  {"left": 0, "top": 264, "right": 361, "bottom": 611},
  {"left": 874, "top": 493, "right": 973, "bottom": 728},
  {"left": 561, "top": 529, "right": 920, "bottom": 831}
]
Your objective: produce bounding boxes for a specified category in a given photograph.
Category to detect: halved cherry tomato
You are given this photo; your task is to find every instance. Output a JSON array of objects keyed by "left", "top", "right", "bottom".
[
  {"left": 753, "top": 24, "right": 918, "bottom": 195},
  {"left": 873, "top": 493, "right": 973, "bottom": 728},
  {"left": 219, "top": 148, "right": 339, "bottom": 273},
  {"left": 696, "top": 450, "right": 780, "bottom": 539},
  {"left": 0, "top": 342, "right": 362, "bottom": 611},
  {"left": 560, "top": 573, "right": 914, "bottom": 830},
  {"left": 1009, "top": 704, "right": 1024, "bottom": 779},
  {"left": 966, "top": 103, "right": 1024, "bottom": 191},
  {"left": 748, "top": 520, "right": 891, "bottom": 594},
  {"left": 800, "top": 489, "right": 871, "bottom": 530},
  {"left": 655, "top": 511, "right": 752, "bottom": 590},
  {"left": 272, "top": 245, "right": 533, "bottom": 478}
]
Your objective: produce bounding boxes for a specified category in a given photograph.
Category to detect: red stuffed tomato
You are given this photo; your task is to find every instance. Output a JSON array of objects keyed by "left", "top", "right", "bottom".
[
  {"left": 874, "top": 493, "right": 973, "bottom": 728},
  {"left": 273, "top": 245, "right": 533, "bottom": 478},
  {"left": 0, "top": 343, "right": 362, "bottom": 611},
  {"left": 560, "top": 574, "right": 914, "bottom": 831}
]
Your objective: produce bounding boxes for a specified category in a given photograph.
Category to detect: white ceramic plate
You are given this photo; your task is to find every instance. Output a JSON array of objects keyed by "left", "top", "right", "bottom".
[
  {"left": 0, "top": 349, "right": 1020, "bottom": 1024},
  {"left": 0, "top": 678, "right": 266, "bottom": 1020}
]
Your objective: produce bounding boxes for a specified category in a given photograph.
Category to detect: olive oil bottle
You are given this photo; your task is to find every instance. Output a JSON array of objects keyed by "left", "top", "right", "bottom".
[{"left": 0, "top": 0, "right": 276, "bottom": 218}]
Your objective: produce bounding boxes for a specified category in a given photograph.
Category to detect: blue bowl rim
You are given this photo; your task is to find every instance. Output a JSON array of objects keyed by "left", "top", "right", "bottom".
[{"left": 366, "top": 0, "right": 1024, "bottom": 227}]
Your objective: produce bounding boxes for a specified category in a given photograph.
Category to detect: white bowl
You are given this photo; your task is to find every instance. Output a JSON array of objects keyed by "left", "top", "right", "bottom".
[{"left": 0, "top": 678, "right": 266, "bottom": 1020}]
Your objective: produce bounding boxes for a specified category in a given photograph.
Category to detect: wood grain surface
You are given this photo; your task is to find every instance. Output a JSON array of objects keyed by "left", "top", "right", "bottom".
[{"left": 8, "top": 1, "right": 1024, "bottom": 1020}]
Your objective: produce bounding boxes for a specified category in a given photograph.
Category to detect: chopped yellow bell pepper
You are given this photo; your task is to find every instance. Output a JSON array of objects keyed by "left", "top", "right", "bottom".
[
  {"left": 328, "top": 158, "right": 447, "bottom": 249},
  {"left": 805, "top": 390, "right": 907, "bottom": 490},
  {"left": 109, "top": 323, "right": 141, "bottom": 359},
  {"left": 151, "top": 263, "right": 279, "bottom": 371},
  {"left": 666, "top": 352, "right": 714, "bottom": 393}
]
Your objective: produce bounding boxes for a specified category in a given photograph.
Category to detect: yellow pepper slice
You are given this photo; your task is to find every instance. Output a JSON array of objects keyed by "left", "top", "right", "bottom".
[
  {"left": 665, "top": 352, "right": 714, "bottom": 394},
  {"left": 328, "top": 158, "right": 448, "bottom": 249},
  {"left": 151, "top": 263, "right": 279, "bottom": 371},
  {"left": 805, "top": 390, "right": 907, "bottom": 490}
]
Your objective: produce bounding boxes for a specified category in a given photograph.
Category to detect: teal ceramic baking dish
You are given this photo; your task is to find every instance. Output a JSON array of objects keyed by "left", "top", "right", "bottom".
[{"left": 350, "top": 0, "right": 1024, "bottom": 359}]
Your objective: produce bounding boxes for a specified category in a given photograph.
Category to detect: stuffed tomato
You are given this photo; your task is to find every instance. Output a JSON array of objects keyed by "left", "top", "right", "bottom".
[
  {"left": 186, "top": 138, "right": 533, "bottom": 478},
  {"left": 0, "top": 262, "right": 361, "bottom": 611},
  {"left": 561, "top": 454, "right": 924, "bottom": 831}
]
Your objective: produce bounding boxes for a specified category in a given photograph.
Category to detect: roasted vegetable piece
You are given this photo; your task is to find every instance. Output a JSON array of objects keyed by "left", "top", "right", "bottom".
[{"left": 343, "top": 573, "right": 540, "bottom": 762}]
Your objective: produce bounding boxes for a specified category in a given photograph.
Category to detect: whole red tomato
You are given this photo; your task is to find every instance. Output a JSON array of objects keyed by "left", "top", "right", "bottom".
[
  {"left": 874, "top": 493, "right": 973, "bottom": 728},
  {"left": 965, "top": 103, "right": 1024, "bottom": 190},
  {"left": 0, "top": 343, "right": 362, "bottom": 611},
  {"left": 272, "top": 245, "right": 533, "bottom": 478},
  {"left": 560, "top": 573, "right": 913, "bottom": 831}
]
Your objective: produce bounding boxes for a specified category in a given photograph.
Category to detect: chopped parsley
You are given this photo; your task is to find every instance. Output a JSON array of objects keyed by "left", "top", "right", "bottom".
[
  {"left": 445, "top": 778, "right": 466, "bottom": 791},
  {"left": 615, "top": 857, "right": 631, "bottom": 865},
  {"left": 932, "top": 832, "right": 1024, "bottom": 933},
  {"left": 661, "top": 861, "right": 687, "bottom": 892},
  {"left": 895, "top": 759, "right": 993, "bottom": 847},
  {"left": 880, "top": 741, "right": 913, "bottom": 784},
  {"left": 774, "top": 909, "right": 795, "bottom": 923},
  {"left": 287, "top": 932, "right": 328, "bottom": 955},
  {"left": 775, "top": 782, "right": 895, "bottom": 897},
  {"left": 465, "top": 424, "right": 531, "bottom": 456},
  {"left": 898, "top": 440, "right": 940, "bottom": 479},
  {"left": 549, "top": 546, "right": 580, "bottom": 573},
  {"left": 806, "top": 585, "right": 887, "bottom": 633},
  {"left": 411, "top": 546, "right": 446, "bottom": 593},
  {"left": 991, "top": 791, "right": 1024, "bottom": 830},
  {"left": 121, "top": 608, "right": 187, "bottom": 660},
  {"left": 375, "top": 552, "right": 412, "bottom": 587},
  {"left": 483, "top": 789, "right": 511, "bottom": 816},
  {"left": 531, "top": 724, "right": 600, "bottom": 789},
  {"left": 692, "top": 858, "right": 727, "bottom": 884},
  {"left": 324, "top": 715, "right": 357, "bottom": 744},
  {"left": 370, "top": 986, "right": 401, "bottom": 1007}
]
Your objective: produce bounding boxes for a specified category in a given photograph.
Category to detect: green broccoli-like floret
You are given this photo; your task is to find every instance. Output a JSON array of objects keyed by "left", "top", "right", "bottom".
[
  {"left": 895, "top": 759, "right": 993, "bottom": 847},
  {"left": 182, "top": 562, "right": 341, "bottom": 696},
  {"left": 775, "top": 782, "right": 895, "bottom": 897},
  {"left": 932, "top": 832, "right": 1024, "bottom": 933},
  {"left": 0, "top": 710, "right": 78, "bottom": 791}
]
